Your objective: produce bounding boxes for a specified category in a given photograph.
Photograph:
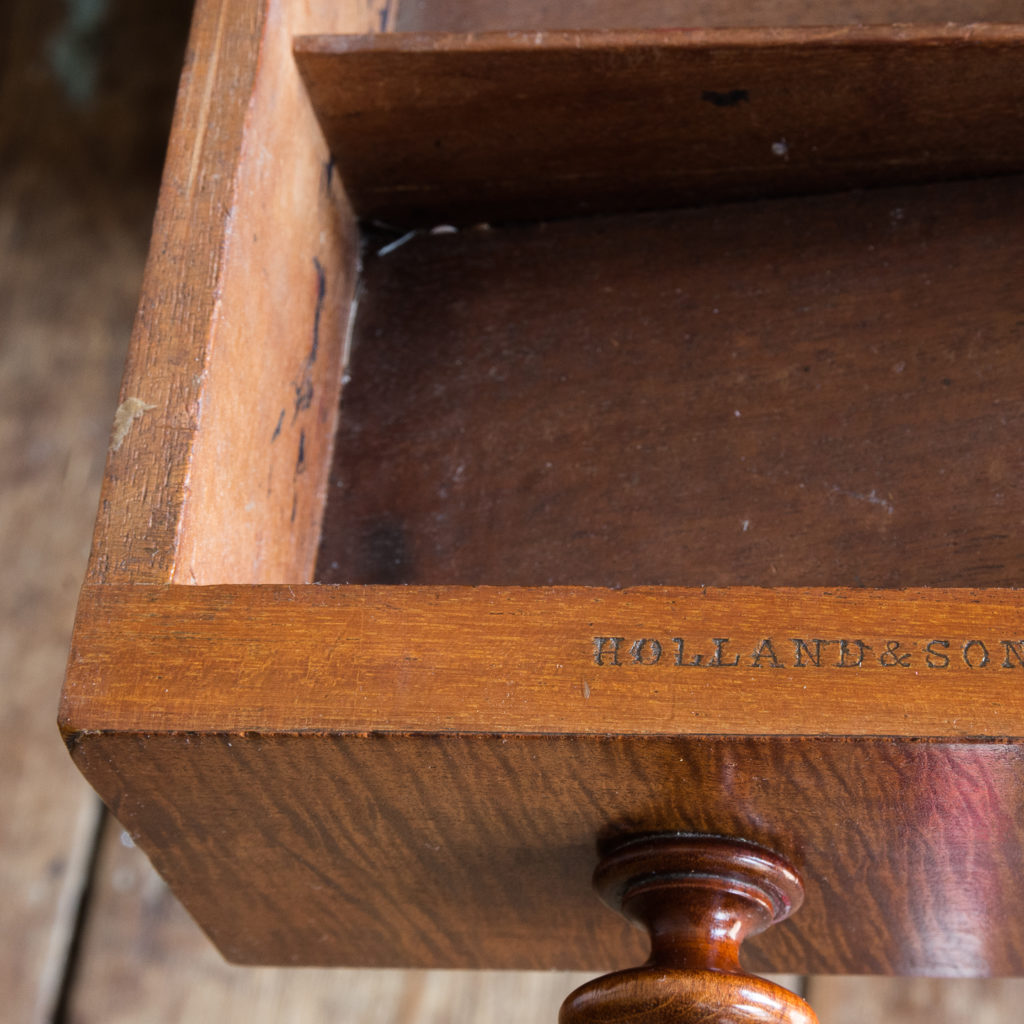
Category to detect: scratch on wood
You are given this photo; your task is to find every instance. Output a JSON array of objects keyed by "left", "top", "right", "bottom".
[
  {"left": 111, "top": 397, "right": 157, "bottom": 451},
  {"left": 185, "top": 0, "right": 230, "bottom": 199}
]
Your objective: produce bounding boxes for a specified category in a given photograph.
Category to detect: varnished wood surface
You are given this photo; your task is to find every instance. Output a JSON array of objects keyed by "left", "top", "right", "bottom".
[
  {"left": 20, "top": 0, "right": 1024, "bottom": 1015},
  {"left": 69, "top": 815, "right": 594, "bottom": 1023},
  {"left": 65, "top": 728, "right": 1024, "bottom": 974},
  {"left": 62, "top": 584, "right": 1024, "bottom": 738},
  {"left": 317, "top": 174, "right": 1024, "bottom": 589},
  {"left": 560, "top": 836, "right": 817, "bottom": 1023},
  {"left": 61, "top": 585, "right": 1024, "bottom": 972},
  {"left": 53, "top": 0, "right": 1024, "bottom": 1004},
  {"left": 296, "top": 26, "right": 1024, "bottom": 225}
]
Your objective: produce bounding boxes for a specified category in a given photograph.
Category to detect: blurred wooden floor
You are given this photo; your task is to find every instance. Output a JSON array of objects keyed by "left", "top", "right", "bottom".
[{"left": 4, "top": 1, "right": 1024, "bottom": 1021}]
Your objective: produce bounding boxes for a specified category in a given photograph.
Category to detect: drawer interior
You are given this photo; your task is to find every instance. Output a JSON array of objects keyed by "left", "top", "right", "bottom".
[
  {"left": 59, "top": 7, "right": 1024, "bottom": 978},
  {"left": 315, "top": 176, "right": 1024, "bottom": 588},
  {"left": 391, "top": 0, "right": 1024, "bottom": 31},
  {"left": 298, "top": 28, "right": 1024, "bottom": 589}
]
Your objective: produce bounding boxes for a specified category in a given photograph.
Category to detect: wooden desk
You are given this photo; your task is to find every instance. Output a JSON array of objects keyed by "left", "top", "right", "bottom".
[{"left": 59, "top": 0, "right": 1024, "bottom": 1018}]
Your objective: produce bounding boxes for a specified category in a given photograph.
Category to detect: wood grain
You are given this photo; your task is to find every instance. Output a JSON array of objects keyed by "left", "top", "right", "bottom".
[
  {"left": 68, "top": 817, "right": 800, "bottom": 1020},
  {"left": 0, "top": 178, "right": 114, "bottom": 1019},
  {"left": 805, "top": 977, "right": 1024, "bottom": 1023},
  {"left": 61, "top": 584, "right": 1024, "bottom": 738},
  {"left": 64, "top": 727, "right": 1024, "bottom": 974},
  {"left": 394, "top": 0, "right": 1024, "bottom": 32},
  {"left": 560, "top": 836, "right": 817, "bottom": 1023},
  {"left": 316, "top": 174, "right": 1024, "bottom": 589},
  {"left": 295, "top": 26, "right": 1024, "bottom": 225},
  {"left": 57, "top": 0, "right": 1024, "bottom": 1000},
  {"left": 68, "top": 816, "right": 593, "bottom": 1023},
  {"left": 60, "top": 585, "right": 1024, "bottom": 972},
  {"left": 0, "top": 1, "right": 190, "bottom": 1019},
  {"left": 83, "top": 0, "right": 383, "bottom": 588}
]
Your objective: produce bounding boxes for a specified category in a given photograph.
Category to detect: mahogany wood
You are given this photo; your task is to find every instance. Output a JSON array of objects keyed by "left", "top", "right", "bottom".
[
  {"left": 62, "top": 714, "right": 1024, "bottom": 974},
  {"left": 61, "top": 585, "right": 1024, "bottom": 972},
  {"left": 316, "top": 173, "right": 1024, "bottom": 589},
  {"left": 61, "top": 584, "right": 1024, "bottom": 739},
  {"left": 559, "top": 835, "right": 817, "bottom": 1023},
  {"left": 294, "top": 26, "right": 1024, "bottom": 226},
  {"left": 58, "top": 0, "right": 1024, "bottom": 989},
  {"left": 394, "top": 0, "right": 1024, "bottom": 32}
]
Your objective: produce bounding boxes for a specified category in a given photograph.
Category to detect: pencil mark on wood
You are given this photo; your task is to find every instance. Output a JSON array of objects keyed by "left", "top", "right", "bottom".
[
  {"left": 311, "top": 256, "right": 325, "bottom": 362},
  {"left": 289, "top": 258, "right": 326, "bottom": 424}
]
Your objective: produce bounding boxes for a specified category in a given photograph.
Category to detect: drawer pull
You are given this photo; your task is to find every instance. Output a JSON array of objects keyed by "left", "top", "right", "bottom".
[{"left": 560, "top": 834, "right": 816, "bottom": 1023}]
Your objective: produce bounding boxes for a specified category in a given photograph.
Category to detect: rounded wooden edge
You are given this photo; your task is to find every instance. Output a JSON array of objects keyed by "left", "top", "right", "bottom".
[
  {"left": 560, "top": 967, "right": 819, "bottom": 1024},
  {"left": 594, "top": 833, "right": 804, "bottom": 927}
]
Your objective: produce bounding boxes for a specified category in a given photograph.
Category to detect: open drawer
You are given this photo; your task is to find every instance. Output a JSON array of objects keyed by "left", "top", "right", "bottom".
[{"left": 60, "top": 0, "right": 1024, "bottom": 983}]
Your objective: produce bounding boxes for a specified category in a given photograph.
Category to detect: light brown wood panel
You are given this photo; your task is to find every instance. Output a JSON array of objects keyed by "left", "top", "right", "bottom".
[
  {"left": 395, "top": 0, "right": 1024, "bottom": 31},
  {"left": 83, "top": 0, "right": 392, "bottom": 588},
  {"left": 806, "top": 977, "right": 1024, "bottom": 1023},
  {"left": 295, "top": 26, "right": 1024, "bottom": 226},
  {"left": 0, "top": 241, "right": 108, "bottom": 1002},
  {"left": 61, "top": 585, "right": 1024, "bottom": 738},
  {"left": 316, "top": 175, "right": 1024, "bottom": 589}
]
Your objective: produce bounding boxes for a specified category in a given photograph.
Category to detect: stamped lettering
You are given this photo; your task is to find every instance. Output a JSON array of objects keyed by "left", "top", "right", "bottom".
[{"left": 591, "top": 634, "right": 1024, "bottom": 669}]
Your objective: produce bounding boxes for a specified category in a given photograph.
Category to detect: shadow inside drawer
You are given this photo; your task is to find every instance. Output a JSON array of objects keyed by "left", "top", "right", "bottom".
[{"left": 315, "top": 175, "right": 1024, "bottom": 588}]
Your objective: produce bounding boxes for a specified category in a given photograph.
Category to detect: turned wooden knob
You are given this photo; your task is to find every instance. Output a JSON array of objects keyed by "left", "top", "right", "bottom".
[{"left": 560, "top": 834, "right": 818, "bottom": 1024}]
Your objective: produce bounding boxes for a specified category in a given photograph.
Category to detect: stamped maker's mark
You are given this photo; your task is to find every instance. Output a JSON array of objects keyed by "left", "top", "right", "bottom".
[{"left": 592, "top": 635, "right": 1024, "bottom": 670}]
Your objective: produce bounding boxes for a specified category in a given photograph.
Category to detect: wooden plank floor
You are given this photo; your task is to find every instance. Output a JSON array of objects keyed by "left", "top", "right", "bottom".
[
  {"left": 4, "top": 0, "right": 1024, "bottom": 1020},
  {"left": 0, "top": 1, "right": 179, "bottom": 1018}
]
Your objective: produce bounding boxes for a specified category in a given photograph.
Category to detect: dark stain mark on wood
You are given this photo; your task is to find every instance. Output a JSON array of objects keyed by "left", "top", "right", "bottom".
[
  {"left": 701, "top": 89, "right": 749, "bottom": 107},
  {"left": 291, "top": 258, "right": 325, "bottom": 422},
  {"left": 271, "top": 409, "right": 285, "bottom": 442},
  {"left": 293, "top": 378, "right": 313, "bottom": 420},
  {"left": 311, "top": 257, "right": 326, "bottom": 362},
  {"left": 296, "top": 429, "right": 306, "bottom": 474}
]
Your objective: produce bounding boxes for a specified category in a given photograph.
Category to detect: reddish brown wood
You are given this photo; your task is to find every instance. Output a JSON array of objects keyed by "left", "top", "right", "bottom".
[
  {"left": 59, "top": 585, "right": 1024, "bottom": 972},
  {"left": 560, "top": 835, "right": 817, "bottom": 1023},
  {"left": 394, "top": 0, "right": 1024, "bottom": 32},
  {"left": 294, "top": 26, "right": 1024, "bottom": 226},
  {"left": 316, "top": 174, "right": 1024, "bottom": 589},
  {"left": 61, "top": 725, "right": 1024, "bottom": 974},
  {"left": 57, "top": 0, "right": 1024, "bottom": 988}
]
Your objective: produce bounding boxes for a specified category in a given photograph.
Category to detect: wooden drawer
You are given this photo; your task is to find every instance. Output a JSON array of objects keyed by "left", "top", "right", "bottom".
[{"left": 60, "top": 0, "right": 1024, "bottom": 986}]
